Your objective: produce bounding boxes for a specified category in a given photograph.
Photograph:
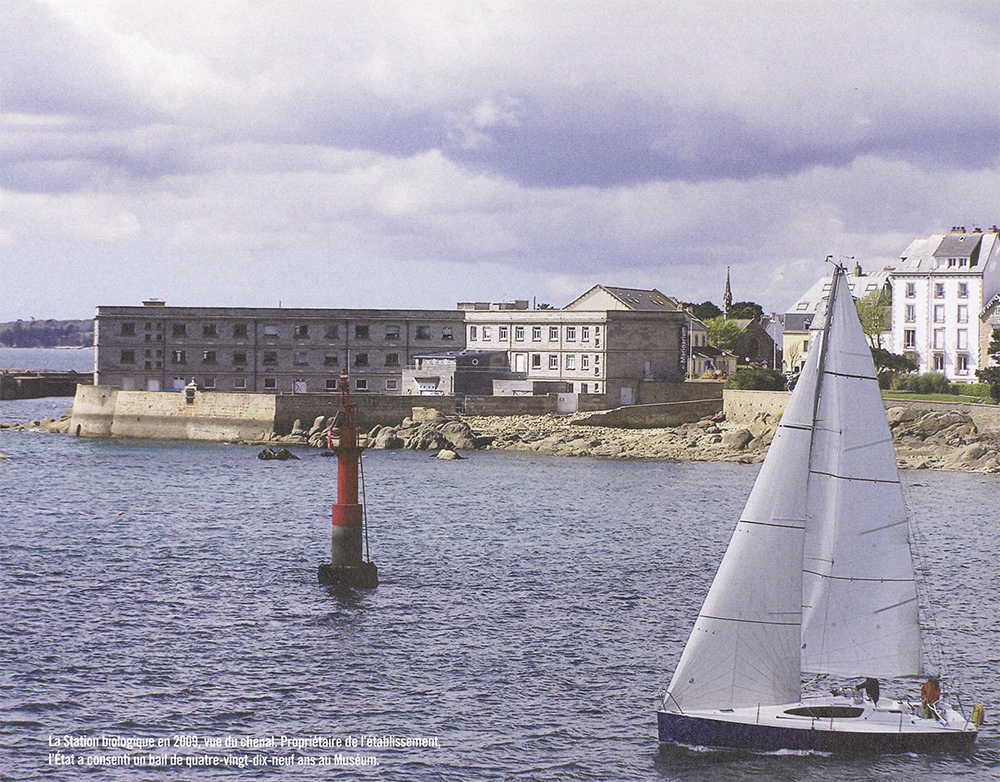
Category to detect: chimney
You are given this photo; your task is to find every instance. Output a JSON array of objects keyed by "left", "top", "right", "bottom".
[{"left": 854, "top": 261, "right": 862, "bottom": 277}]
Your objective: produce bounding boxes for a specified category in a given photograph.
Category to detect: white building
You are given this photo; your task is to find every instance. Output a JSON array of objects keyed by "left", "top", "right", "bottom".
[
  {"left": 782, "top": 263, "right": 893, "bottom": 374},
  {"left": 890, "top": 227, "right": 1000, "bottom": 382}
]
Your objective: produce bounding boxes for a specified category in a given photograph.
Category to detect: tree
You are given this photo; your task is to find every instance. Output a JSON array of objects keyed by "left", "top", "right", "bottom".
[
  {"left": 855, "top": 288, "right": 892, "bottom": 348},
  {"left": 729, "top": 301, "right": 763, "bottom": 321},
  {"left": 683, "top": 300, "right": 722, "bottom": 321},
  {"left": 976, "top": 327, "right": 1000, "bottom": 402},
  {"left": 704, "top": 316, "right": 746, "bottom": 356}
]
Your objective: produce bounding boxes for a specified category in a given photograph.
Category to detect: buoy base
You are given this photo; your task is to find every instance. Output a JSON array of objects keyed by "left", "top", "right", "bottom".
[{"left": 318, "top": 561, "right": 379, "bottom": 589}]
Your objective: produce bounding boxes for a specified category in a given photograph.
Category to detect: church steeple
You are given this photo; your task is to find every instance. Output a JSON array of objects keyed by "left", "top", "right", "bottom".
[{"left": 723, "top": 266, "right": 732, "bottom": 318}]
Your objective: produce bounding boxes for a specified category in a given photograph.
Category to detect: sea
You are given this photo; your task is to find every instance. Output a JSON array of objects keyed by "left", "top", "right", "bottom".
[
  {"left": 0, "top": 347, "right": 94, "bottom": 373},
  {"left": 2, "top": 385, "right": 999, "bottom": 779}
]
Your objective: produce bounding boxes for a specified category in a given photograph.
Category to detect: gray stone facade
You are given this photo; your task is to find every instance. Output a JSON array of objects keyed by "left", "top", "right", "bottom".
[{"left": 95, "top": 301, "right": 465, "bottom": 394}]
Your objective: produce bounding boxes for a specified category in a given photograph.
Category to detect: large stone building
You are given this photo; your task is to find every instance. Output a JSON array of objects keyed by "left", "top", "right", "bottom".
[
  {"left": 94, "top": 301, "right": 465, "bottom": 394},
  {"left": 463, "top": 285, "right": 688, "bottom": 406},
  {"left": 890, "top": 227, "right": 1000, "bottom": 382}
]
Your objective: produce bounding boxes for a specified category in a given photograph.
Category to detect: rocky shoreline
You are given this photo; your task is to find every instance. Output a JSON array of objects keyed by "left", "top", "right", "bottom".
[{"left": 4, "top": 405, "right": 999, "bottom": 473}]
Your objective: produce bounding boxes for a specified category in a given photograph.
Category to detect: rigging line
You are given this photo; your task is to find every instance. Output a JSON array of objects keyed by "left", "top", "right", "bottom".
[
  {"left": 803, "top": 569, "right": 915, "bottom": 583},
  {"left": 359, "top": 451, "right": 371, "bottom": 563},
  {"left": 822, "top": 370, "right": 878, "bottom": 381},
  {"left": 901, "top": 478, "right": 945, "bottom": 678}
]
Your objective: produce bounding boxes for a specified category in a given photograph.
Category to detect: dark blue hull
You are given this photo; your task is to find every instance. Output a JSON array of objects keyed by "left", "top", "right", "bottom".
[{"left": 657, "top": 711, "right": 977, "bottom": 755}]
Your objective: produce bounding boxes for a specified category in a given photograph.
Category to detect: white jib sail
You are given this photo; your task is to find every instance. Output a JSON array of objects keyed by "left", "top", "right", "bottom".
[
  {"left": 664, "top": 321, "right": 824, "bottom": 712},
  {"left": 800, "top": 269, "right": 923, "bottom": 678}
]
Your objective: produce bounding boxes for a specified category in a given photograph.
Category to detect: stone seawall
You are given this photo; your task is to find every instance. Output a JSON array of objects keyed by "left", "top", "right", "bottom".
[
  {"left": 112, "top": 390, "right": 276, "bottom": 441},
  {"left": 69, "top": 385, "right": 118, "bottom": 437},
  {"left": 723, "top": 389, "right": 1000, "bottom": 432}
]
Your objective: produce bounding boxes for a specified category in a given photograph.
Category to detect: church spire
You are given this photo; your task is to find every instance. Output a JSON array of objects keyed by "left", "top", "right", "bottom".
[{"left": 723, "top": 266, "right": 732, "bottom": 318}]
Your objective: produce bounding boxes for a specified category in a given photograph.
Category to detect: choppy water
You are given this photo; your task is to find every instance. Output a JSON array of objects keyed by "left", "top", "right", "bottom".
[
  {"left": 1, "top": 398, "right": 998, "bottom": 780},
  {"left": 0, "top": 347, "right": 94, "bottom": 373}
]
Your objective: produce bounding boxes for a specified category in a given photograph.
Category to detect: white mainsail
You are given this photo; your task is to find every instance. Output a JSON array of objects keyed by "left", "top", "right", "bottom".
[{"left": 665, "top": 266, "right": 922, "bottom": 714}]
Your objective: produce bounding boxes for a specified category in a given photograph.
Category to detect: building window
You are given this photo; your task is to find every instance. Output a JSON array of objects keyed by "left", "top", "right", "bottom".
[
  {"left": 203, "top": 376, "right": 216, "bottom": 389},
  {"left": 385, "top": 325, "right": 400, "bottom": 340},
  {"left": 442, "top": 326, "right": 454, "bottom": 340},
  {"left": 566, "top": 326, "right": 577, "bottom": 341},
  {"left": 356, "top": 379, "right": 368, "bottom": 391},
  {"left": 957, "top": 329, "right": 968, "bottom": 350},
  {"left": 172, "top": 324, "right": 187, "bottom": 337},
  {"left": 548, "top": 355, "right": 559, "bottom": 370},
  {"left": 172, "top": 350, "right": 186, "bottom": 364},
  {"left": 263, "top": 378, "right": 276, "bottom": 390},
  {"left": 263, "top": 325, "right": 279, "bottom": 338},
  {"left": 933, "top": 329, "right": 945, "bottom": 350},
  {"left": 581, "top": 383, "right": 588, "bottom": 394},
  {"left": 904, "top": 329, "right": 916, "bottom": 349},
  {"left": 469, "top": 325, "right": 478, "bottom": 341},
  {"left": 233, "top": 323, "right": 248, "bottom": 338},
  {"left": 121, "top": 323, "right": 136, "bottom": 336},
  {"left": 325, "top": 324, "right": 340, "bottom": 340},
  {"left": 385, "top": 378, "right": 399, "bottom": 391},
  {"left": 933, "top": 354, "right": 945, "bottom": 371},
  {"left": 947, "top": 258, "right": 957, "bottom": 268},
  {"left": 294, "top": 324, "right": 309, "bottom": 338},
  {"left": 499, "top": 326, "right": 509, "bottom": 340},
  {"left": 203, "top": 324, "right": 217, "bottom": 338},
  {"left": 566, "top": 354, "right": 577, "bottom": 369},
  {"left": 957, "top": 354, "right": 970, "bottom": 374},
  {"left": 355, "top": 325, "right": 370, "bottom": 339},
  {"left": 354, "top": 352, "right": 369, "bottom": 366},
  {"left": 262, "top": 351, "right": 278, "bottom": 366},
  {"left": 293, "top": 351, "right": 309, "bottom": 366},
  {"left": 233, "top": 351, "right": 247, "bottom": 365},
  {"left": 324, "top": 354, "right": 339, "bottom": 366},
  {"left": 415, "top": 326, "right": 431, "bottom": 340},
  {"left": 934, "top": 305, "right": 945, "bottom": 323},
  {"left": 549, "top": 326, "right": 559, "bottom": 341},
  {"left": 958, "top": 282, "right": 969, "bottom": 298},
  {"left": 934, "top": 283, "right": 945, "bottom": 299},
  {"left": 582, "top": 355, "right": 590, "bottom": 370},
  {"left": 120, "top": 349, "right": 135, "bottom": 364},
  {"left": 581, "top": 326, "right": 590, "bottom": 340},
  {"left": 234, "top": 378, "right": 247, "bottom": 390},
  {"left": 531, "top": 354, "right": 541, "bottom": 369},
  {"left": 482, "top": 326, "right": 492, "bottom": 341},
  {"left": 957, "top": 305, "right": 968, "bottom": 323},
  {"left": 904, "top": 305, "right": 916, "bottom": 323},
  {"left": 514, "top": 326, "right": 525, "bottom": 341},
  {"left": 532, "top": 326, "right": 541, "bottom": 341},
  {"left": 385, "top": 353, "right": 400, "bottom": 366},
  {"left": 326, "top": 378, "right": 338, "bottom": 391},
  {"left": 202, "top": 350, "right": 217, "bottom": 364}
]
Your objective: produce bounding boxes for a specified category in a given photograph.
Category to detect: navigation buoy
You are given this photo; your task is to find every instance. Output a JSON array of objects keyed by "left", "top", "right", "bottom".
[{"left": 318, "top": 367, "right": 378, "bottom": 589}]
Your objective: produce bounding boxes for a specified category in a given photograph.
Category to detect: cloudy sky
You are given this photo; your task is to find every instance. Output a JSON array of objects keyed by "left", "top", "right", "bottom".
[{"left": 2, "top": 0, "right": 997, "bottom": 321}]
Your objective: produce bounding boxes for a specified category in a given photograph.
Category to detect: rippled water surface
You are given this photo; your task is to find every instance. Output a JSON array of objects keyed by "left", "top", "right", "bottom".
[{"left": 2, "top": 399, "right": 998, "bottom": 780}]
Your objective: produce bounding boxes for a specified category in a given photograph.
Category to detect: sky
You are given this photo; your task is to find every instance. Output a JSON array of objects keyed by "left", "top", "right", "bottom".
[{"left": 1, "top": 0, "right": 998, "bottom": 321}]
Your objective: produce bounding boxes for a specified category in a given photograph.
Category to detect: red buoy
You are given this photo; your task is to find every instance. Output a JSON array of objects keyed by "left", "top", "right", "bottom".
[{"left": 318, "top": 368, "right": 378, "bottom": 588}]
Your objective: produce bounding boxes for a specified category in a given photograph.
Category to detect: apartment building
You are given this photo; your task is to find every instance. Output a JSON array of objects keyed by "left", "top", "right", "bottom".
[
  {"left": 890, "top": 227, "right": 1000, "bottom": 382},
  {"left": 463, "top": 285, "right": 688, "bottom": 406},
  {"left": 94, "top": 301, "right": 465, "bottom": 394}
]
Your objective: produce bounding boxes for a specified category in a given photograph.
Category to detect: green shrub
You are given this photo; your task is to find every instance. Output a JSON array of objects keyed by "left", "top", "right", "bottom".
[
  {"left": 955, "top": 383, "right": 993, "bottom": 401},
  {"left": 891, "top": 372, "right": 955, "bottom": 395},
  {"left": 723, "top": 368, "right": 787, "bottom": 391}
]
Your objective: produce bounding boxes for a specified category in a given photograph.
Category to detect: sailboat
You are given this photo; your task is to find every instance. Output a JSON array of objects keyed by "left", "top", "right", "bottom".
[{"left": 657, "top": 264, "right": 980, "bottom": 753}]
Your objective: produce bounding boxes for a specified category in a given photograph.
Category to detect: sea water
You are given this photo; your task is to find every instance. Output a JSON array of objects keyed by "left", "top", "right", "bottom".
[{"left": 1, "top": 397, "right": 998, "bottom": 781}]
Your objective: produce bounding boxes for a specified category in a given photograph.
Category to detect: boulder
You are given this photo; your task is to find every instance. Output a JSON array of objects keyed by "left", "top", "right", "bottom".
[
  {"left": 412, "top": 407, "right": 449, "bottom": 423},
  {"left": 374, "top": 427, "right": 404, "bottom": 450},
  {"left": 722, "top": 429, "right": 753, "bottom": 451},
  {"left": 435, "top": 448, "right": 463, "bottom": 460},
  {"left": 258, "top": 447, "right": 299, "bottom": 461},
  {"left": 308, "top": 415, "right": 327, "bottom": 436}
]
